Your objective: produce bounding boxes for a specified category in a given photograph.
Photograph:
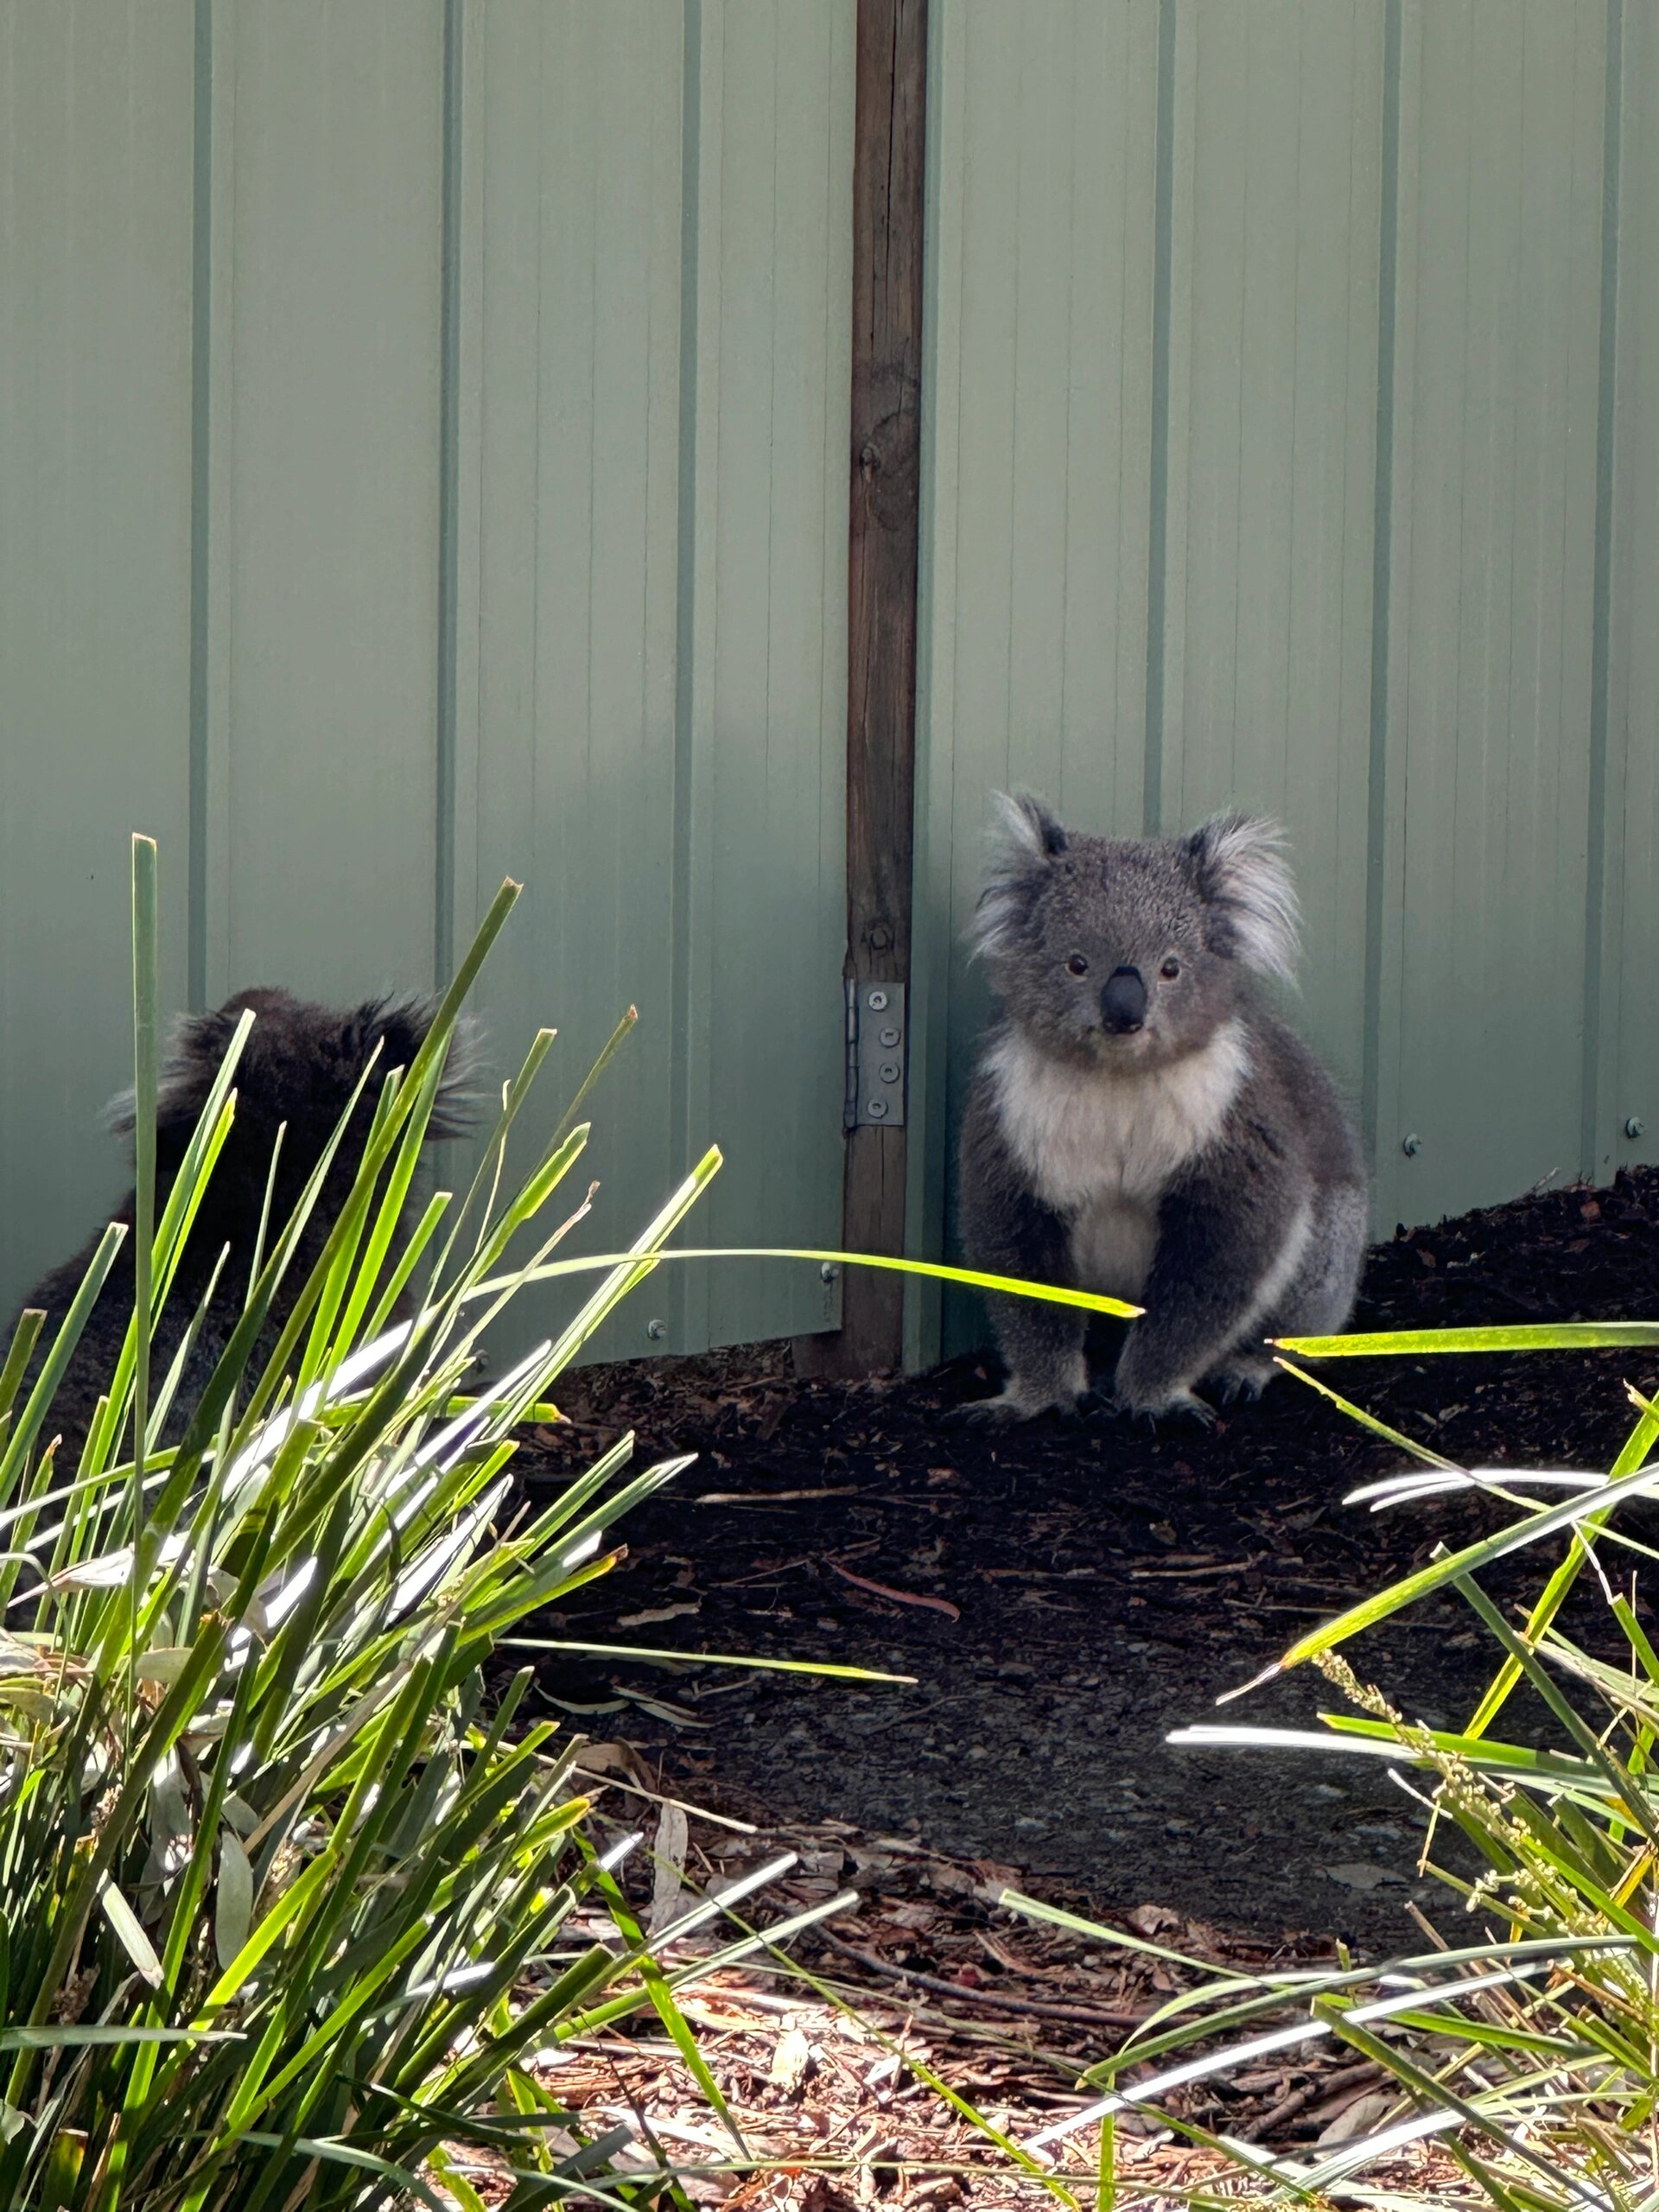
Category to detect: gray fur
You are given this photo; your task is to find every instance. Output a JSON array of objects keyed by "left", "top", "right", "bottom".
[
  {"left": 958, "top": 795, "right": 1367, "bottom": 1421},
  {"left": 11, "top": 988, "right": 481, "bottom": 1470}
]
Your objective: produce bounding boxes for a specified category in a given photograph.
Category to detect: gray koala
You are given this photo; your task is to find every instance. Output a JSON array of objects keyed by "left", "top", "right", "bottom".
[
  {"left": 12, "top": 988, "right": 480, "bottom": 1470},
  {"left": 957, "top": 794, "right": 1367, "bottom": 1422}
]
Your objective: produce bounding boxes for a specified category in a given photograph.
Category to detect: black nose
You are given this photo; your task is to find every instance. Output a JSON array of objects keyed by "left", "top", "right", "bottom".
[{"left": 1099, "top": 966, "right": 1147, "bottom": 1034}]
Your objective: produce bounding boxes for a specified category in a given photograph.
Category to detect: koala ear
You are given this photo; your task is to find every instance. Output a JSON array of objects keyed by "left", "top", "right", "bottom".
[
  {"left": 430, "top": 1013, "right": 485, "bottom": 1139},
  {"left": 1185, "top": 812, "right": 1300, "bottom": 982},
  {"left": 105, "top": 1006, "right": 244, "bottom": 1138},
  {"left": 357, "top": 995, "right": 483, "bottom": 1140},
  {"left": 968, "top": 791, "right": 1067, "bottom": 961}
]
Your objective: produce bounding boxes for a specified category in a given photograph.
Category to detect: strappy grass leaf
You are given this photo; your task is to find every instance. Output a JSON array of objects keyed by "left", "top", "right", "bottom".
[
  {"left": 1046, "top": 1318, "right": 1659, "bottom": 2207},
  {"left": 0, "top": 850, "right": 887, "bottom": 2212}
]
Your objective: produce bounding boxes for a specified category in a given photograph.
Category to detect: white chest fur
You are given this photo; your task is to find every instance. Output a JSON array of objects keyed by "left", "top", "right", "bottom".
[{"left": 986, "top": 1022, "right": 1249, "bottom": 1299}]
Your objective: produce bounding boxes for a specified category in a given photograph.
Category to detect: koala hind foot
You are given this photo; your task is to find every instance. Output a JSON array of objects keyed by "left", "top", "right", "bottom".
[
  {"left": 1111, "top": 1382, "right": 1217, "bottom": 1428},
  {"left": 963, "top": 1353, "right": 1088, "bottom": 1423},
  {"left": 1206, "top": 1354, "right": 1278, "bottom": 1405}
]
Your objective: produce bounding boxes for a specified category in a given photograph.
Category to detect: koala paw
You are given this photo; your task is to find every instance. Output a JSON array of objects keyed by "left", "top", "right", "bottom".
[
  {"left": 1112, "top": 1384, "right": 1217, "bottom": 1428},
  {"left": 958, "top": 1378, "right": 1082, "bottom": 1424},
  {"left": 1208, "top": 1356, "right": 1277, "bottom": 1406}
]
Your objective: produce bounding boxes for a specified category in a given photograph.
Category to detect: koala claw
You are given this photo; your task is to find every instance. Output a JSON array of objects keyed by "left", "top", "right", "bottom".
[
  {"left": 1210, "top": 1358, "right": 1275, "bottom": 1406},
  {"left": 956, "top": 1391, "right": 1023, "bottom": 1425},
  {"left": 958, "top": 1380, "right": 1083, "bottom": 1424},
  {"left": 1114, "top": 1386, "right": 1217, "bottom": 1428}
]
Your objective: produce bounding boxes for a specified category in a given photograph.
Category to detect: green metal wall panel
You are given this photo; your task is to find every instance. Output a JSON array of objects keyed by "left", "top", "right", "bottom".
[
  {"left": 5, "top": 1, "right": 1649, "bottom": 1376},
  {"left": 1373, "top": 0, "right": 1608, "bottom": 1230},
  {"left": 0, "top": 0, "right": 853, "bottom": 1364},
  {"left": 456, "top": 0, "right": 851, "bottom": 1363},
  {"left": 0, "top": 1, "right": 197, "bottom": 1299},
  {"left": 910, "top": 0, "right": 1161, "bottom": 1351},
  {"left": 914, "top": 0, "right": 1644, "bottom": 1359},
  {"left": 201, "top": 0, "right": 447, "bottom": 1003},
  {"left": 1159, "top": 1, "right": 1382, "bottom": 1107},
  {"left": 460, "top": 0, "right": 686, "bottom": 1366},
  {"left": 1605, "top": 2, "right": 1659, "bottom": 1184}
]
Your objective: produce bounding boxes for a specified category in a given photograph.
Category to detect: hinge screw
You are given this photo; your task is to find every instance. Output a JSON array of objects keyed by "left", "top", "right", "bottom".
[
  {"left": 868, "top": 988, "right": 888, "bottom": 1012},
  {"left": 1402, "top": 1132, "right": 1421, "bottom": 1157},
  {"left": 1626, "top": 1116, "right": 1646, "bottom": 1140},
  {"left": 646, "top": 1319, "right": 667, "bottom": 1341},
  {"left": 879, "top": 1025, "right": 900, "bottom": 1047},
  {"left": 868, "top": 1097, "right": 889, "bottom": 1119}
]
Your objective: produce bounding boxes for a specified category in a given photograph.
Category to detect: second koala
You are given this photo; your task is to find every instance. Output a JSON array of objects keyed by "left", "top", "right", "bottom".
[
  {"left": 15, "top": 988, "right": 478, "bottom": 1467},
  {"left": 958, "top": 795, "right": 1367, "bottom": 1422}
]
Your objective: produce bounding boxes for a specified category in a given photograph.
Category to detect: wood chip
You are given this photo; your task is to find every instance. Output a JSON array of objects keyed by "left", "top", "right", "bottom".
[{"left": 829, "top": 1562, "right": 961, "bottom": 1618}]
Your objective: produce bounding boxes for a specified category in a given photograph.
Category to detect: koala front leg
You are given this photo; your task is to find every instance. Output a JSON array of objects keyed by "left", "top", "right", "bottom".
[
  {"left": 958, "top": 1082, "right": 1085, "bottom": 1418},
  {"left": 1112, "top": 1171, "right": 1287, "bottom": 1423}
]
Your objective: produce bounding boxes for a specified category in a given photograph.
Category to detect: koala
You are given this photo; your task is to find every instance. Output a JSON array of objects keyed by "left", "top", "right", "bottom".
[
  {"left": 957, "top": 794, "right": 1367, "bottom": 1422},
  {"left": 13, "top": 988, "right": 479, "bottom": 1467}
]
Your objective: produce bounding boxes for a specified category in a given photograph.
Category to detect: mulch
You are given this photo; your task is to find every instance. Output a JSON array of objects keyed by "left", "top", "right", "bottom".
[{"left": 478, "top": 1166, "right": 1659, "bottom": 2201}]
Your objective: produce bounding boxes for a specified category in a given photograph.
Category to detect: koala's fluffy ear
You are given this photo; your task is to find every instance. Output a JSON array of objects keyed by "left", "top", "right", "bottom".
[
  {"left": 105, "top": 1006, "right": 245, "bottom": 1138},
  {"left": 355, "top": 995, "right": 484, "bottom": 1140},
  {"left": 968, "top": 791, "right": 1067, "bottom": 960},
  {"left": 1185, "top": 812, "right": 1300, "bottom": 982}
]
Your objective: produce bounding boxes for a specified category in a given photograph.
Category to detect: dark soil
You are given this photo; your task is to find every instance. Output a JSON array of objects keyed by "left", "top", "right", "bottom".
[{"left": 513, "top": 1169, "right": 1659, "bottom": 1959}]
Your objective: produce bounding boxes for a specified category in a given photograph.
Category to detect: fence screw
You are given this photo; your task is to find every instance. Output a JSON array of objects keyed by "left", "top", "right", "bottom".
[
  {"left": 820, "top": 1262, "right": 839, "bottom": 1283},
  {"left": 646, "top": 1319, "right": 667, "bottom": 1341},
  {"left": 1402, "top": 1133, "right": 1421, "bottom": 1157},
  {"left": 1626, "top": 1116, "right": 1646, "bottom": 1140}
]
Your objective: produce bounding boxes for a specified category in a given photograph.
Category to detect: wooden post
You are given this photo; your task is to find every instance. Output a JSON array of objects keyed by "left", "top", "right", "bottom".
[{"left": 800, "top": 0, "right": 928, "bottom": 1378}]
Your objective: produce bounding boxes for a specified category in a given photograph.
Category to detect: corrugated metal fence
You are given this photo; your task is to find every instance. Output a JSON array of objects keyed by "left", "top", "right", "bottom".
[
  {"left": 2, "top": 1, "right": 1654, "bottom": 1366},
  {"left": 1, "top": 0, "right": 853, "bottom": 1361},
  {"left": 909, "top": 0, "right": 1659, "bottom": 1355}
]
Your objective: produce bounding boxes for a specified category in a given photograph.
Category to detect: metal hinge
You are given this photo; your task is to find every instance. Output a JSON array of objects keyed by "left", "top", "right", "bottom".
[{"left": 843, "top": 979, "right": 906, "bottom": 1131}]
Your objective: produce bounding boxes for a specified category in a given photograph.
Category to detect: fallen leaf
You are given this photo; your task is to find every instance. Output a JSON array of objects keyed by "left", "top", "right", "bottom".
[
  {"left": 617, "top": 1602, "right": 702, "bottom": 1629},
  {"left": 1317, "top": 2088, "right": 1397, "bottom": 2145},
  {"left": 1126, "top": 1904, "right": 1180, "bottom": 1936},
  {"left": 829, "top": 1562, "right": 960, "bottom": 1618},
  {"left": 769, "top": 2025, "right": 815, "bottom": 2094},
  {"left": 881, "top": 1902, "right": 938, "bottom": 1931},
  {"left": 696, "top": 1487, "right": 865, "bottom": 1505},
  {"left": 571, "top": 1741, "right": 647, "bottom": 1783},
  {"left": 647, "top": 1803, "right": 690, "bottom": 1935},
  {"left": 1324, "top": 1862, "right": 1405, "bottom": 1891},
  {"left": 617, "top": 1688, "right": 709, "bottom": 1728}
]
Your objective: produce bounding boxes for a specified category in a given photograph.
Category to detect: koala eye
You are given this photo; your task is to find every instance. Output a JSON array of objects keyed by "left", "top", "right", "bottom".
[
  {"left": 1159, "top": 956, "right": 1182, "bottom": 981},
  {"left": 1065, "top": 953, "right": 1090, "bottom": 978}
]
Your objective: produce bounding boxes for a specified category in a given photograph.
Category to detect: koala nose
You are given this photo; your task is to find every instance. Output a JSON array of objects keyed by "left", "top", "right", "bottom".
[{"left": 1099, "top": 966, "right": 1147, "bottom": 1034}]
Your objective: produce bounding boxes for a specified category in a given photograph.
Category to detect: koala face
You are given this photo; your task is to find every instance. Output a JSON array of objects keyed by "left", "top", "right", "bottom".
[{"left": 969, "top": 795, "right": 1299, "bottom": 1069}]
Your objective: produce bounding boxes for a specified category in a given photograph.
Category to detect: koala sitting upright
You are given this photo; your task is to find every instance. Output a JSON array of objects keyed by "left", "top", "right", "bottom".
[
  {"left": 958, "top": 795, "right": 1367, "bottom": 1422},
  {"left": 15, "top": 988, "right": 478, "bottom": 1467}
]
